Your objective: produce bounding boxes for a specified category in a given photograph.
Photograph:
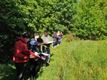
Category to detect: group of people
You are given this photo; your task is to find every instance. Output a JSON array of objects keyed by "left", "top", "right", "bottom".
[{"left": 12, "top": 31, "right": 63, "bottom": 80}]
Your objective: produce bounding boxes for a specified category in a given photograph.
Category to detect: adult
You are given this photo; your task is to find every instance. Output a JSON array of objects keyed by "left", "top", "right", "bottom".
[
  {"left": 41, "top": 31, "right": 53, "bottom": 65},
  {"left": 57, "top": 31, "right": 63, "bottom": 45},
  {"left": 52, "top": 31, "right": 58, "bottom": 47},
  {"left": 12, "top": 32, "right": 39, "bottom": 80}
]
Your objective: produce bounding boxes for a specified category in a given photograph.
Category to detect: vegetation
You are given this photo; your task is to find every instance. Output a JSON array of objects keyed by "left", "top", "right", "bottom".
[
  {"left": 72, "top": 0, "right": 107, "bottom": 39},
  {"left": 1, "top": 40, "right": 107, "bottom": 80},
  {"left": 0, "top": 0, "right": 107, "bottom": 79},
  {"left": 35, "top": 40, "right": 107, "bottom": 80},
  {"left": 0, "top": 0, "right": 107, "bottom": 37},
  {"left": 0, "top": 0, "right": 107, "bottom": 60}
]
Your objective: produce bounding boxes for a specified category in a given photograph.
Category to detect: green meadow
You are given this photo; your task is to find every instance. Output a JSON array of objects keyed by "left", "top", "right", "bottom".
[
  {"left": 1, "top": 40, "right": 107, "bottom": 80},
  {"left": 37, "top": 40, "right": 107, "bottom": 80}
]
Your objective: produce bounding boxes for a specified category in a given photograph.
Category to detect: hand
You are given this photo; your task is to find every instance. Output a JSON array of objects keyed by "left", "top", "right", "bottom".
[
  {"left": 34, "top": 52, "right": 40, "bottom": 58},
  {"left": 34, "top": 52, "right": 39, "bottom": 55},
  {"left": 30, "top": 54, "right": 36, "bottom": 59}
]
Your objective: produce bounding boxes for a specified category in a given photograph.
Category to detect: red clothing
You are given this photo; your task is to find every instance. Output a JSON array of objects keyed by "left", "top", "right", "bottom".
[{"left": 13, "top": 37, "right": 35, "bottom": 63}]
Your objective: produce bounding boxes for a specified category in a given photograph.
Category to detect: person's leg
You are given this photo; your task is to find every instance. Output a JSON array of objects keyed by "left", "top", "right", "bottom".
[
  {"left": 58, "top": 40, "right": 61, "bottom": 44},
  {"left": 47, "top": 54, "right": 50, "bottom": 63},
  {"left": 15, "top": 63, "right": 25, "bottom": 80},
  {"left": 46, "top": 48, "right": 50, "bottom": 66},
  {"left": 53, "top": 40, "right": 58, "bottom": 47},
  {"left": 22, "top": 62, "right": 32, "bottom": 80},
  {"left": 29, "top": 59, "right": 37, "bottom": 78}
]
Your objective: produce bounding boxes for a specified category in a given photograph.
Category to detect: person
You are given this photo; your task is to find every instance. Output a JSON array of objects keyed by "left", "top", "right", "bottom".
[
  {"left": 29, "top": 32, "right": 39, "bottom": 52},
  {"left": 29, "top": 37, "right": 50, "bottom": 78},
  {"left": 56, "top": 31, "right": 63, "bottom": 45},
  {"left": 12, "top": 32, "right": 39, "bottom": 80},
  {"left": 52, "top": 31, "right": 58, "bottom": 47},
  {"left": 41, "top": 31, "right": 53, "bottom": 65},
  {"left": 41, "top": 31, "right": 53, "bottom": 44},
  {"left": 27, "top": 33, "right": 40, "bottom": 78}
]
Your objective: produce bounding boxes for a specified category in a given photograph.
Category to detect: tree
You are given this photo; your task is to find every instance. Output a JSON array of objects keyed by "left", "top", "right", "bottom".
[{"left": 72, "top": 0, "right": 107, "bottom": 39}]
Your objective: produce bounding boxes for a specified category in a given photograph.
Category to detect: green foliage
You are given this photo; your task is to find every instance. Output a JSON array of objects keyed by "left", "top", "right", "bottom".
[
  {"left": 35, "top": 0, "right": 75, "bottom": 33},
  {"left": 0, "top": 0, "right": 107, "bottom": 38},
  {"left": 0, "top": 0, "right": 75, "bottom": 34},
  {"left": 72, "top": 0, "right": 107, "bottom": 39},
  {"left": 0, "top": 0, "right": 75, "bottom": 58}
]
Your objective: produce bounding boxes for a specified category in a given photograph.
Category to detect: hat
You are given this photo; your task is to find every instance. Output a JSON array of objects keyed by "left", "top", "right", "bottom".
[{"left": 22, "top": 32, "right": 28, "bottom": 38}]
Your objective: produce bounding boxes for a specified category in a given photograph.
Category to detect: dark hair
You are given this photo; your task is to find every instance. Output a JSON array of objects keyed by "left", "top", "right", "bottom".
[
  {"left": 44, "top": 29, "right": 49, "bottom": 32},
  {"left": 37, "top": 37, "right": 43, "bottom": 43}
]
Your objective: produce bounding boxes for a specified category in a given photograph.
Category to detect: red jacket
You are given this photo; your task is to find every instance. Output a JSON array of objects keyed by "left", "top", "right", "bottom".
[{"left": 13, "top": 37, "right": 35, "bottom": 63}]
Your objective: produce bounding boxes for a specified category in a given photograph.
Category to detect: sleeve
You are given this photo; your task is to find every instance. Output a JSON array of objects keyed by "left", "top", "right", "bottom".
[{"left": 21, "top": 44, "right": 31, "bottom": 56}]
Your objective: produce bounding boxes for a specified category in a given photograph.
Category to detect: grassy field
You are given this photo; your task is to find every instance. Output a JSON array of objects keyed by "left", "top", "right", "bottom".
[
  {"left": 37, "top": 40, "right": 107, "bottom": 80},
  {"left": 0, "top": 40, "right": 107, "bottom": 80}
]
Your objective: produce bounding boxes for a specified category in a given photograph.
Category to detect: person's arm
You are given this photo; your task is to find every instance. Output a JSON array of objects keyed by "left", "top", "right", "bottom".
[
  {"left": 22, "top": 43, "right": 40, "bottom": 58},
  {"left": 29, "top": 51, "right": 40, "bottom": 58}
]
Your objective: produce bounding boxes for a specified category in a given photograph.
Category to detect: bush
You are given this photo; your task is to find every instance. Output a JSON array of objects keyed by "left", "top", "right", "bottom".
[
  {"left": 66, "top": 33, "right": 75, "bottom": 42},
  {"left": 72, "top": 0, "right": 107, "bottom": 40}
]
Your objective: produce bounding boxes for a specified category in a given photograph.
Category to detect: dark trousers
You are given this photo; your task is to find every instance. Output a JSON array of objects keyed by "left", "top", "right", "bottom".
[
  {"left": 29, "top": 59, "right": 37, "bottom": 78},
  {"left": 15, "top": 62, "right": 28, "bottom": 80}
]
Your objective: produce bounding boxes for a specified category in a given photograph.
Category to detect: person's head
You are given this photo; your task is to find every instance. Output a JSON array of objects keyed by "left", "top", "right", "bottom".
[
  {"left": 37, "top": 37, "right": 43, "bottom": 45},
  {"left": 53, "top": 31, "right": 56, "bottom": 34},
  {"left": 34, "top": 32, "right": 39, "bottom": 40},
  {"left": 22, "top": 32, "right": 29, "bottom": 38},
  {"left": 44, "top": 30, "right": 49, "bottom": 37},
  {"left": 57, "top": 31, "right": 60, "bottom": 36}
]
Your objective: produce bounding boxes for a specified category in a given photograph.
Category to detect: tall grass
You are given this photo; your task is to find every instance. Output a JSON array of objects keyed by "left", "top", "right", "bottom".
[
  {"left": 37, "top": 40, "right": 107, "bottom": 80},
  {"left": 0, "top": 40, "right": 107, "bottom": 80}
]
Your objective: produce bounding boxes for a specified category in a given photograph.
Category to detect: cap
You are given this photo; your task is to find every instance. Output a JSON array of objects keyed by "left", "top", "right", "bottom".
[{"left": 22, "top": 32, "right": 28, "bottom": 38}]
